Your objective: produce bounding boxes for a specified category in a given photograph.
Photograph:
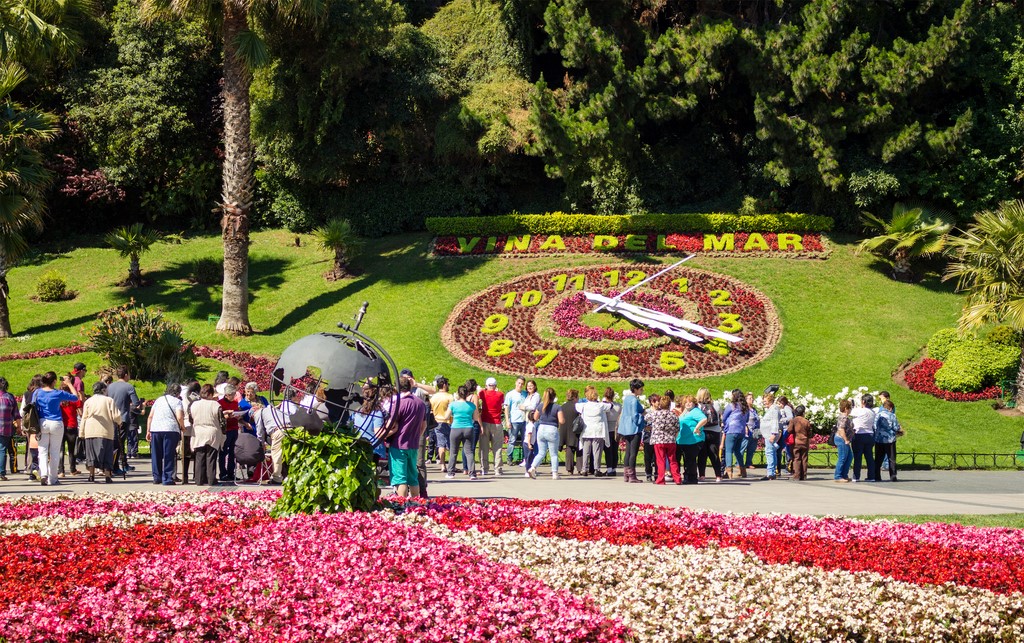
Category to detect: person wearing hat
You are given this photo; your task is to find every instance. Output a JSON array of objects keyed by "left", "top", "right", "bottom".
[
  {"left": 70, "top": 362, "right": 87, "bottom": 396},
  {"left": 478, "top": 377, "right": 505, "bottom": 476}
]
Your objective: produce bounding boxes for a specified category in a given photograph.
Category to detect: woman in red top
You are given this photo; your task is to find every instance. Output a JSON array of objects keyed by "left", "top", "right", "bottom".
[
  {"left": 59, "top": 383, "right": 83, "bottom": 477},
  {"left": 217, "top": 383, "right": 240, "bottom": 481}
]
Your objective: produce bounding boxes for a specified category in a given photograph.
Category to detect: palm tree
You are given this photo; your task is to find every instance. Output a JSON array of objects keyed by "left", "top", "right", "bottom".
[
  {"left": 314, "top": 218, "right": 362, "bottom": 280},
  {"left": 856, "top": 202, "right": 953, "bottom": 282},
  {"left": 944, "top": 200, "right": 1024, "bottom": 407},
  {"left": 0, "top": 63, "right": 58, "bottom": 337},
  {"left": 141, "top": 0, "right": 322, "bottom": 335},
  {"left": 0, "top": 0, "right": 93, "bottom": 67},
  {"left": 105, "top": 223, "right": 161, "bottom": 287}
]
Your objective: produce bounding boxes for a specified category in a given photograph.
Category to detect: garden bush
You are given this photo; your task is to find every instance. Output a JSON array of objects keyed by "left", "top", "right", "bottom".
[
  {"left": 987, "top": 325, "right": 1022, "bottom": 347},
  {"left": 35, "top": 271, "right": 73, "bottom": 302},
  {"left": 926, "top": 328, "right": 964, "bottom": 361},
  {"left": 84, "top": 301, "right": 198, "bottom": 381},
  {"left": 424, "top": 212, "right": 833, "bottom": 236},
  {"left": 187, "top": 257, "right": 223, "bottom": 285},
  {"left": 934, "top": 341, "right": 1021, "bottom": 393}
]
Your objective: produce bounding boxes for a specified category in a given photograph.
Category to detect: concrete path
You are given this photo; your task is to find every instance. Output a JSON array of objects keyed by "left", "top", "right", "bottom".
[{"left": 2, "top": 459, "right": 1022, "bottom": 517}]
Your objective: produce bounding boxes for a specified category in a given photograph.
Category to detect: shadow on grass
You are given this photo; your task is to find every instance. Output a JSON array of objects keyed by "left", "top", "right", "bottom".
[{"left": 18, "top": 311, "right": 104, "bottom": 336}]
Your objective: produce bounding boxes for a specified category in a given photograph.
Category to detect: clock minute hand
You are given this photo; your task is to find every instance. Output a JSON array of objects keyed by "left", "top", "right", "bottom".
[
  {"left": 593, "top": 255, "right": 695, "bottom": 313},
  {"left": 583, "top": 292, "right": 742, "bottom": 344}
]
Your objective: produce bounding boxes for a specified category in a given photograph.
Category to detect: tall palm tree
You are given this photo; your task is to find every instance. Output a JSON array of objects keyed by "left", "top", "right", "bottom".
[
  {"left": 142, "top": 0, "right": 322, "bottom": 335},
  {"left": 314, "top": 218, "right": 361, "bottom": 280},
  {"left": 944, "top": 200, "right": 1024, "bottom": 407},
  {"left": 0, "top": 0, "right": 92, "bottom": 67},
  {"left": 105, "top": 222, "right": 161, "bottom": 287},
  {"left": 856, "top": 202, "right": 953, "bottom": 282},
  {"left": 0, "top": 62, "right": 58, "bottom": 337}
]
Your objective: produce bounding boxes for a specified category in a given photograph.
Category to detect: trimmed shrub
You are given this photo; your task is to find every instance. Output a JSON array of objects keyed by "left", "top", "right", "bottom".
[
  {"left": 85, "top": 301, "right": 198, "bottom": 381},
  {"left": 424, "top": 212, "right": 833, "bottom": 236},
  {"left": 188, "top": 258, "right": 223, "bottom": 285},
  {"left": 987, "top": 325, "right": 1022, "bottom": 347},
  {"left": 934, "top": 340, "right": 1021, "bottom": 392},
  {"left": 35, "top": 271, "right": 73, "bottom": 302},
  {"left": 926, "top": 328, "right": 964, "bottom": 361}
]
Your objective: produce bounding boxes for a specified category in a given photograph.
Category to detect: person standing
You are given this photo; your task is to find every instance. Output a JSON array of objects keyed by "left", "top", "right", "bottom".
[
  {"left": 446, "top": 385, "right": 479, "bottom": 479},
  {"left": 721, "top": 389, "right": 750, "bottom": 479},
  {"left": 254, "top": 396, "right": 290, "bottom": 484},
  {"left": 477, "top": 377, "right": 505, "bottom": 476},
  {"left": 527, "top": 388, "right": 563, "bottom": 480},
  {"left": 676, "top": 396, "right": 707, "bottom": 484},
  {"left": 789, "top": 405, "right": 812, "bottom": 481},
  {"left": 759, "top": 393, "right": 781, "bottom": 481},
  {"left": 179, "top": 382, "right": 201, "bottom": 484},
  {"left": 190, "top": 384, "right": 226, "bottom": 486},
  {"left": 57, "top": 383, "right": 82, "bottom": 478},
  {"left": 558, "top": 388, "right": 581, "bottom": 475},
  {"left": 872, "top": 399, "right": 901, "bottom": 482},
  {"left": 0, "top": 377, "right": 19, "bottom": 481},
  {"left": 503, "top": 377, "right": 527, "bottom": 466},
  {"left": 217, "top": 383, "right": 241, "bottom": 481},
  {"left": 601, "top": 388, "right": 622, "bottom": 477},
  {"left": 32, "top": 372, "right": 83, "bottom": 485},
  {"left": 80, "top": 381, "right": 120, "bottom": 483},
  {"left": 647, "top": 395, "right": 680, "bottom": 485},
  {"left": 616, "top": 379, "right": 645, "bottom": 483},
  {"left": 383, "top": 376, "right": 427, "bottom": 497},
  {"left": 833, "top": 399, "right": 854, "bottom": 483},
  {"left": 21, "top": 375, "right": 42, "bottom": 479},
  {"left": 849, "top": 394, "right": 877, "bottom": 482},
  {"left": 742, "top": 392, "right": 761, "bottom": 471},
  {"left": 430, "top": 377, "right": 454, "bottom": 470},
  {"left": 777, "top": 395, "right": 795, "bottom": 474},
  {"left": 576, "top": 386, "right": 611, "bottom": 477},
  {"left": 146, "top": 383, "right": 184, "bottom": 486},
  {"left": 519, "top": 380, "right": 540, "bottom": 475},
  {"left": 106, "top": 367, "right": 140, "bottom": 473},
  {"left": 695, "top": 388, "right": 722, "bottom": 482}
]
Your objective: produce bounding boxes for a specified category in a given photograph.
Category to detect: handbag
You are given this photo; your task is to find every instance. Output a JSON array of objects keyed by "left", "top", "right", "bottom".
[
  {"left": 21, "top": 402, "right": 40, "bottom": 435},
  {"left": 571, "top": 415, "right": 584, "bottom": 436},
  {"left": 785, "top": 432, "right": 795, "bottom": 446}
]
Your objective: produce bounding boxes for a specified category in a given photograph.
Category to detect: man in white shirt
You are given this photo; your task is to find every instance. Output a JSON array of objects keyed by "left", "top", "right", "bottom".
[
  {"left": 503, "top": 377, "right": 526, "bottom": 465},
  {"left": 849, "top": 394, "right": 877, "bottom": 482}
]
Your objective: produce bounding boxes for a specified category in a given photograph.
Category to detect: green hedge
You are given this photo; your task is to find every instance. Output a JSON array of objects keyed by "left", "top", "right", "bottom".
[
  {"left": 425, "top": 212, "right": 833, "bottom": 236},
  {"left": 926, "top": 328, "right": 963, "bottom": 361},
  {"left": 934, "top": 340, "right": 1021, "bottom": 392}
]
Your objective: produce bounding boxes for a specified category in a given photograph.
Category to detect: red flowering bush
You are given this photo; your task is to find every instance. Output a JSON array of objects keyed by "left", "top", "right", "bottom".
[{"left": 905, "top": 358, "right": 1001, "bottom": 401}]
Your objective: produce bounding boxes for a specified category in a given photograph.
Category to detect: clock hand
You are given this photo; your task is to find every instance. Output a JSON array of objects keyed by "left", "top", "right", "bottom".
[
  {"left": 583, "top": 292, "right": 742, "bottom": 344},
  {"left": 592, "top": 255, "right": 695, "bottom": 313}
]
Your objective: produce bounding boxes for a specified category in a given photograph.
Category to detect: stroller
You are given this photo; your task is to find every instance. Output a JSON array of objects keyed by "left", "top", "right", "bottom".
[{"left": 234, "top": 432, "right": 273, "bottom": 486}]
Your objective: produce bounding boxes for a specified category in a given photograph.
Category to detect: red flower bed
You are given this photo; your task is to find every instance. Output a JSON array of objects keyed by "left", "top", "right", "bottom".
[
  {"left": 434, "top": 232, "right": 828, "bottom": 258},
  {"left": 904, "top": 358, "right": 1001, "bottom": 402}
]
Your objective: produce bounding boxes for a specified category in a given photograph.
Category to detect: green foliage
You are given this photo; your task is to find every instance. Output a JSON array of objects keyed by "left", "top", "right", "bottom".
[
  {"left": 987, "top": 325, "right": 1022, "bottom": 348},
  {"left": 426, "top": 212, "right": 833, "bottom": 236},
  {"left": 187, "top": 257, "right": 222, "bottom": 285},
  {"left": 35, "top": 270, "right": 70, "bottom": 302},
  {"left": 65, "top": 0, "right": 220, "bottom": 222},
  {"left": 84, "top": 300, "right": 198, "bottom": 381},
  {"left": 314, "top": 218, "right": 362, "bottom": 278},
  {"left": 935, "top": 340, "right": 1021, "bottom": 392},
  {"left": 105, "top": 222, "right": 160, "bottom": 258},
  {"left": 927, "top": 328, "right": 964, "bottom": 362},
  {"left": 856, "top": 203, "right": 952, "bottom": 279},
  {"left": 272, "top": 424, "right": 379, "bottom": 516}
]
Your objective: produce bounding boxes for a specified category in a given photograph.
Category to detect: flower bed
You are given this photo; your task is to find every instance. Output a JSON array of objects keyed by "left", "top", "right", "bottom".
[
  {"left": 2, "top": 492, "right": 1023, "bottom": 642},
  {"left": 433, "top": 232, "right": 829, "bottom": 258},
  {"left": 905, "top": 358, "right": 1001, "bottom": 402},
  {"left": 441, "top": 264, "right": 781, "bottom": 380}
]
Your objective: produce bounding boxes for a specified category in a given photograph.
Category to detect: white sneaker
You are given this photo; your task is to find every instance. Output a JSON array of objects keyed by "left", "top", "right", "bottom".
[
  {"left": 527, "top": 468, "right": 537, "bottom": 479},
  {"left": 552, "top": 472, "right": 560, "bottom": 480},
  {"left": 445, "top": 473, "right": 456, "bottom": 479},
  {"left": 519, "top": 461, "right": 527, "bottom": 468},
  {"left": 496, "top": 469, "right": 503, "bottom": 477},
  {"left": 605, "top": 469, "right": 615, "bottom": 476},
  {"left": 524, "top": 472, "right": 531, "bottom": 478}
]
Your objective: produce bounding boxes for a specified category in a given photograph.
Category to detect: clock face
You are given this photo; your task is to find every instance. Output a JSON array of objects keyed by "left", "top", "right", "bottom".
[{"left": 441, "top": 263, "right": 781, "bottom": 380}]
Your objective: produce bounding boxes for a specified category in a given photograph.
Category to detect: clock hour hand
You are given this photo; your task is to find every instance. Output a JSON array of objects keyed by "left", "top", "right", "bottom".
[{"left": 583, "top": 292, "right": 742, "bottom": 344}]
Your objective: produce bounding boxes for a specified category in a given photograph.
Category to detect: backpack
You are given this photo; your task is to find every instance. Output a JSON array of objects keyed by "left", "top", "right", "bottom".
[
  {"left": 572, "top": 415, "right": 585, "bottom": 436},
  {"left": 21, "top": 400, "right": 40, "bottom": 435},
  {"left": 700, "top": 402, "right": 720, "bottom": 427}
]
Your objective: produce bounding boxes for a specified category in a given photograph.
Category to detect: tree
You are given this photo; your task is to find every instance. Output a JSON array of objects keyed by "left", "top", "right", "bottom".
[
  {"left": 0, "top": 63, "right": 57, "bottom": 337},
  {"left": 141, "top": 0, "right": 322, "bottom": 334},
  {"left": 105, "top": 222, "right": 160, "bottom": 287},
  {"left": 314, "top": 218, "right": 361, "bottom": 280},
  {"left": 943, "top": 200, "right": 1024, "bottom": 408},
  {"left": 856, "top": 203, "right": 952, "bottom": 282}
]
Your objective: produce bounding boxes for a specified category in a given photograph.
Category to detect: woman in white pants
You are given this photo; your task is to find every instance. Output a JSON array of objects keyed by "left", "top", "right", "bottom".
[{"left": 30, "top": 371, "right": 83, "bottom": 486}]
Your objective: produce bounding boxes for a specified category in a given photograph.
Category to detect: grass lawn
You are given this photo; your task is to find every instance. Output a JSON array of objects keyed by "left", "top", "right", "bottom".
[
  {"left": 2, "top": 229, "right": 1021, "bottom": 460},
  {"left": 856, "top": 513, "right": 1024, "bottom": 529}
]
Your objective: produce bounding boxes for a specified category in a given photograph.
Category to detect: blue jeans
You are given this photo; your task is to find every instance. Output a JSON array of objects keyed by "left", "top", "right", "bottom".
[
  {"left": 851, "top": 433, "right": 875, "bottom": 481},
  {"left": 834, "top": 438, "right": 852, "bottom": 480},
  {"left": 723, "top": 432, "right": 745, "bottom": 468},
  {"left": 764, "top": 440, "right": 778, "bottom": 477},
  {"left": 507, "top": 421, "right": 525, "bottom": 460},
  {"left": 741, "top": 433, "right": 759, "bottom": 467},
  {"left": 531, "top": 425, "right": 560, "bottom": 474},
  {"left": 151, "top": 431, "right": 180, "bottom": 485},
  {"left": 0, "top": 435, "right": 11, "bottom": 475},
  {"left": 219, "top": 430, "right": 238, "bottom": 479},
  {"left": 463, "top": 422, "right": 482, "bottom": 472}
]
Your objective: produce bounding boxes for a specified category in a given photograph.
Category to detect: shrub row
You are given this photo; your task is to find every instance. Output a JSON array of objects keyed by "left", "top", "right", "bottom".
[
  {"left": 425, "top": 212, "right": 833, "bottom": 236},
  {"left": 926, "top": 326, "right": 1021, "bottom": 393}
]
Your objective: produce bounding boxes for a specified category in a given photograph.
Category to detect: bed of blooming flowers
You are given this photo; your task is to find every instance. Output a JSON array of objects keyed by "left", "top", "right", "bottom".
[{"left": 2, "top": 491, "right": 1023, "bottom": 641}]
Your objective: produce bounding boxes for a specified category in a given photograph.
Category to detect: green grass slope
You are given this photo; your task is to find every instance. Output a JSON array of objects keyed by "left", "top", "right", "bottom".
[{"left": 3, "top": 230, "right": 1021, "bottom": 455}]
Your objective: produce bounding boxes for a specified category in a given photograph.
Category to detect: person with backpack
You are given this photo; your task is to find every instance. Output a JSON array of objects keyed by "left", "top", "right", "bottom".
[
  {"left": 721, "top": 389, "right": 751, "bottom": 479},
  {"left": 695, "top": 387, "right": 723, "bottom": 482}
]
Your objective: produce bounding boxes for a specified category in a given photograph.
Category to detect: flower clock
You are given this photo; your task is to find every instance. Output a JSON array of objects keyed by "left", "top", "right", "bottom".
[{"left": 442, "top": 263, "right": 781, "bottom": 379}]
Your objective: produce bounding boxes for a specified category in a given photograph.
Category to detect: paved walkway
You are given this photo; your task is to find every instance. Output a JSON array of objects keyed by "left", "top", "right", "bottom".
[{"left": 2, "top": 460, "right": 1022, "bottom": 517}]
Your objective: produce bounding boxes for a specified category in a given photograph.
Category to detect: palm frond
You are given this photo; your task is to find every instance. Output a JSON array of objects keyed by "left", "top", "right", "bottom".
[{"left": 233, "top": 27, "right": 268, "bottom": 68}]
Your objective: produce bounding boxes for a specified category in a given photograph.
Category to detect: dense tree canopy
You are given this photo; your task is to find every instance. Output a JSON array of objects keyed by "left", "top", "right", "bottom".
[{"left": 13, "top": 0, "right": 1024, "bottom": 235}]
